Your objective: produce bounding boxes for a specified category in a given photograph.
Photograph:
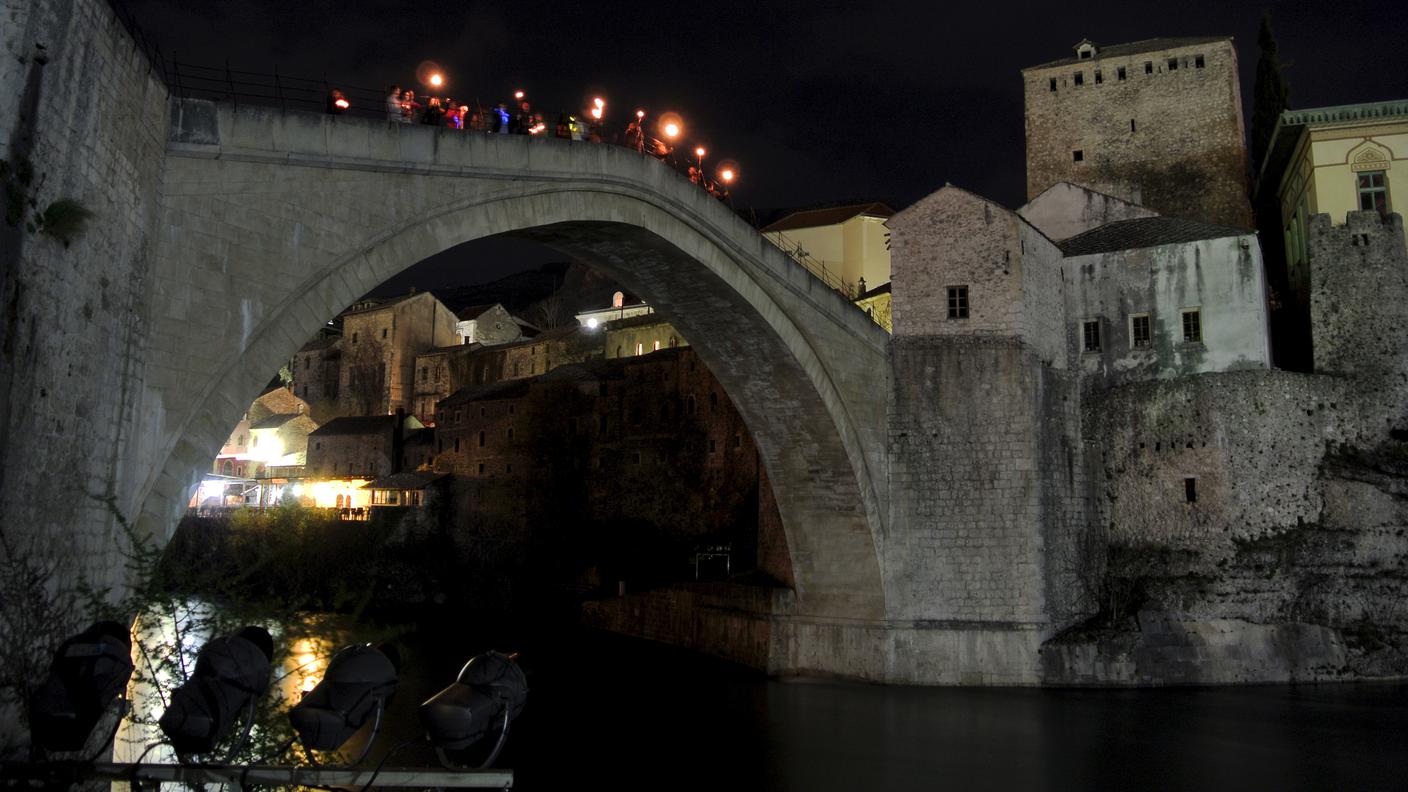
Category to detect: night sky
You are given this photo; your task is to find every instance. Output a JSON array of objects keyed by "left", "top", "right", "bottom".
[{"left": 124, "top": 0, "right": 1408, "bottom": 290}]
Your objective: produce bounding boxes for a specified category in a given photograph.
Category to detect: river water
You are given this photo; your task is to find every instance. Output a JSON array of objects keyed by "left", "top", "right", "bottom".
[{"left": 120, "top": 608, "right": 1408, "bottom": 791}]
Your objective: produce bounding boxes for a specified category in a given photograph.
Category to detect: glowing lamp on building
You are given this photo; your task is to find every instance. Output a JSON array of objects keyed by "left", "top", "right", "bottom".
[
  {"left": 514, "top": 90, "right": 525, "bottom": 100},
  {"left": 635, "top": 109, "right": 645, "bottom": 119},
  {"left": 334, "top": 98, "right": 350, "bottom": 110},
  {"left": 429, "top": 73, "right": 444, "bottom": 87},
  {"left": 586, "top": 318, "right": 599, "bottom": 330},
  {"left": 720, "top": 168, "right": 736, "bottom": 183}
]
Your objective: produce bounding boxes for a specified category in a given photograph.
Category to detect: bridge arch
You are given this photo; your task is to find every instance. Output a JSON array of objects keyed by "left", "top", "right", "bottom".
[{"left": 140, "top": 100, "right": 890, "bottom": 620}]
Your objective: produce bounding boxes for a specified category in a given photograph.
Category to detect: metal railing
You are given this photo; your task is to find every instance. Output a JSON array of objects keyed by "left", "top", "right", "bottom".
[{"left": 762, "top": 230, "right": 857, "bottom": 297}]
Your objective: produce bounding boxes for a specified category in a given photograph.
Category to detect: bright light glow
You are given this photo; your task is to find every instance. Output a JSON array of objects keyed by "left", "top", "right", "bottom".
[
  {"left": 586, "top": 317, "right": 599, "bottom": 329},
  {"left": 291, "top": 483, "right": 305, "bottom": 496},
  {"left": 590, "top": 107, "right": 602, "bottom": 120},
  {"left": 695, "top": 147, "right": 706, "bottom": 158},
  {"left": 514, "top": 90, "right": 525, "bottom": 100},
  {"left": 720, "top": 168, "right": 736, "bottom": 182},
  {"left": 529, "top": 122, "right": 546, "bottom": 135},
  {"left": 199, "top": 479, "right": 226, "bottom": 499},
  {"left": 334, "top": 98, "right": 350, "bottom": 110},
  {"left": 429, "top": 73, "right": 444, "bottom": 87},
  {"left": 663, "top": 123, "right": 679, "bottom": 138},
  {"left": 636, "top": 109, "right": 645, "bottom": 118},
  {"left": 593, "top": 97, "right": 605, "bottom": 108}
]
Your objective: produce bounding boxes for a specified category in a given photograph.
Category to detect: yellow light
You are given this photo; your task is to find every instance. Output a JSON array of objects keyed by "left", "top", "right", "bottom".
[
  {"left": 514, "top": 90, "right": 525, "bottom": 100},
  {"left": 429, "top": 73, "right": 443, "bottom": 87},
  {"left": 334, "top": 98, "right": 350, "bottom": 110},
  {"left": 664, "top": 123, "right": 679, "bottom": 138},
  {"left": 695, "top": 147, "right": 706, "bottom": 158},
  {"left": 590, "top": 107, "right": 602, "bottom": 120},
  {"left": 720, "top": 168, "right": 735, "bottom": 183},
  {"left": 636, "top": 109, "right": 645, "bottom": 118}
]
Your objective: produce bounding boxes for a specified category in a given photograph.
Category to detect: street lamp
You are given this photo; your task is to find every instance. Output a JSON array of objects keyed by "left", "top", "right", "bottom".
[{"left": 429, "top": 73, "right": 444, "bottom": 88}]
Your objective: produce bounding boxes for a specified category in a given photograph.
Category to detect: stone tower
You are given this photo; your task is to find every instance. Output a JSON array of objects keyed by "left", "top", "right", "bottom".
[{"left": 1022, "top": 37, "right": 1253, "bottom": 229}]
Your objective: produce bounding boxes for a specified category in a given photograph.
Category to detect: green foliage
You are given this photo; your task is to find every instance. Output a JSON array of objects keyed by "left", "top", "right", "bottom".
[
  {"left": 1251, "top": 10, "right": 1291, "bottom": 175},
  {"left": 0, "top": 157, "right": 92, "bottom": 246}
]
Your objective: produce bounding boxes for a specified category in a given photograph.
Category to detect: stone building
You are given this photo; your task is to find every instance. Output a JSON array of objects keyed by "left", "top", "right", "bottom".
[
  {"left": 603, "top": 314, "right": 687, "bottom": 358},
  {"left": 305, "top": 413, "right": 424, "bottom": 479},
  {"left": 574, "top": 290, "right": 653, "bottom": 328},
  {"left": 214, "top": 386, "right": 312, "bottom": 477},
  {"left": 1022, "top": 37, "right": 1253, "bottom": 229},
  {"left": 337, "top": 291, "right": 459, "bottom": 415},
  {"left": 455, "top": 303, "right": 522, "bottom": 346},
  {"left": 432, "top": 348, "right": 784, "bottom": 575},
  {"left": 292, "top": 337, "right": 341, "bottom": 408}
]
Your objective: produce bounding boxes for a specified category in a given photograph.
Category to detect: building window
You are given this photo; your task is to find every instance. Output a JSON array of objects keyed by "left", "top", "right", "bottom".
[
  {"left": 612, "top": 291, "right": 625, "bottom": 308},
  {"left": 1073, "top": 149, "right": 1084, "bottom": 162},
  {"left": 507, "top": 427, "right": 514, "bottom": 440},
  {"left": 1358, "top": 171, "right": 1388, "bottom": 213},
  {"left": 1167, "top": 57, "right": 1178, "bottom": 71},
  {"left": 352, "top": 332, "right": 358, "bottom": 344},
  {"left": 653, "top": 340, "right": 661, "bottom": 351},
  {"left": 1194, "top": 54, "right": 1205, "bottom": 68},
  {"left": 732, "top": 433, "right": 742, "bottom": 449},
  {"left": 1184, "top": 477, "right": 1198, "bottom": 503},
  {"left": 1130, "top": 119, "right": 1136, "bottom": 133},
  {"left": 1117, "top": 66, "right": 1127, "bottom": 81},
  {"left": 506, "top": 464, "right": 513, "bottom": 474},
  {"left": 1082, "top": 319, "right": 1102, "bottom": 353},
  {"left": 1130, "top": 313, "right": 1152, "bottom": 349},
  {"left": 478, "top": 463, "right": 485, "bottom": 475},
  {"left": 478, "top": 431, "right": 486, "bottom": 447},
  {"left": 1094, "top": 69, "right": 1102, "bottom": 84},
  {"left": 381, "top": 328, "right": 388, "bottom": 339},
  {"left": 1181, "top": 309, "right": 1202, "bottom": 344},
  {"left": 454, "top": 438, "right": 461, "bottom": 452},
  {"left": 1144, "top": 61, "right": 1153, "bottom": 74},
  {"left": 1048, "top": 77, "right": 1057, "bottom": 92},
  {"left": 687, "top": 395, "right": 697, "bottom": 416},
  {"left": 946, "top": 286, "right": 969, "bottom": 319},
  {"left": 636, "top": 343, "right": 644, "bottom": 356},
  {"left": 709, "top": 392, "right": 719, "bottom": 412},
  {"left": 1073, "top": 71, "right": 1084, "bottom": 86},
  {"left": 669, "top": 335, "right": 679, "bottom": 348}
]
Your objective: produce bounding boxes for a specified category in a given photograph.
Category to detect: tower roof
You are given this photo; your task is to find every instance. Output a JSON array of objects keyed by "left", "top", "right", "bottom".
[{"left": 1023, "top": 36, "right": 1230, "bottom": 71}]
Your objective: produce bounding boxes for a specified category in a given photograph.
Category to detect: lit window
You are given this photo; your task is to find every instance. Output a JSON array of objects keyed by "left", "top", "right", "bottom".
[
  {"left": 946, "top": 286, "right": 969, "bottom": 319},
  {"left": 636, "top": 343, "right": 644, "bottom": 356},
  {"left": 1130, "top": 314, "right": 1152, "bottom": 349},
  {"left": 1181, "top": 309, "right": 1202, "bottom": 343},
  {"left": 1358, "top": 171, "right": 1388, "bottom": 213},
  {"left": 653, "top": 340, "right": 661, "bottom": 351},
  {"left": 1082, "top": 319, "right": 1101, "bottom": 353}
]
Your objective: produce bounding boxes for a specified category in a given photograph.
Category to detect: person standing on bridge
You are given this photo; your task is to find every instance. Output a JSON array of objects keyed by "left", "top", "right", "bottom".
[{"left": 385, "top": 85, "right": 405, "bottom": 122}]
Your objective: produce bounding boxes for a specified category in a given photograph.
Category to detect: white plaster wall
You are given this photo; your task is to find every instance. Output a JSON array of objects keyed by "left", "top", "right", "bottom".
[{"left": 1017, "top": 181, "right": 1159, "bottom": 241}]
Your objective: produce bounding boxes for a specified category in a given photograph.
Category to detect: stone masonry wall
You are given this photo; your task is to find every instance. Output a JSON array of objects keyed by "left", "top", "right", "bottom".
[
  {"left": 0, "top": 0, "right": 168, "bottom": 596},
  {"left": 1023, "top": 39, "right": 1252, "bottom": 229}
]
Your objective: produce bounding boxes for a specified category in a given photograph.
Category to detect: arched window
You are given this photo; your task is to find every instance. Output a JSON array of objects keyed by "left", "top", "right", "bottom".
[
  {"left": 612, "top": 291, "right": 625, "bottom": 308},
  {"left": 336, "top": 494, "right": 344, "bottom": 508},
  {"left": 669, "top": 336, "right": 679, "bottom": 348},
  {"left": 653, "top": 340, "right": 661, "bottom": 351},
  {"left": 221, "top": 460, "right": 233, "bottom": 475}
]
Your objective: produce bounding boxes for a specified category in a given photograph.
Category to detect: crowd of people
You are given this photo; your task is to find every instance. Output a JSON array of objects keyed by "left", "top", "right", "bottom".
[{"left": 324, "top": 83, "right": 732, "bottom": 200}]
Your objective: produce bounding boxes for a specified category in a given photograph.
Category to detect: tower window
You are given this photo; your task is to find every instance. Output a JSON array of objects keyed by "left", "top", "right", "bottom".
[
  {"left": 1181, "top": 309, "right": 1202, "bottom": 343},
  {"left": 1117, "top": 66, "right": 1127, "bottom": 81},
  {"left": 1131, "top": 119, "right": 1137, "bottom": 132},
  {"left": 1357, "top": 171, "right": 1388, "bottom": 213},
  {"left": 1144, "top": 61, "right": 1153, "bottom": 74},
  {"left": 1094, "top": 69, "right": 1102, "bottom": 84},
  {"left": 1082, "top": 320, "right": 1102, "bottom": 353},
  {"left": 1130, "top": 314, "right": 1152, "bottom": 349},
  {"left": 1167, "top": 57, "right": 1179, "bottom": 71},
  {"left": 1073, "top": 149, "right": 1084, "bottom": 162},
  {"left": 1073, "top": 71, "right": 1084, "bottom": 86},
  {"left": 946, "top": 286, "right": 969, "bottom": 319},
  {"left": 1049, "top": 77, "right": 1057, "bottom": 92},
  {"left": 1195, "top": 54, "right": 1205, "bottom": 68},
  {"left": 1184, "top": 477, "right": 1198, "bottom": 503}
]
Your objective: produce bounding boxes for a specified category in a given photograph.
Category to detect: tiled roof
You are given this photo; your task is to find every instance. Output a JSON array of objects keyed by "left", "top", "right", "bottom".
[
  {"left": 1057, "top": 216, "right": 1249, "bottom": 257},
  {"left": 249, "top": 413, "right": 305, "bottom": 431},
  {"left": 457, "top": 303, "right": 499, "bottom": 321},
  {"left": 761, "top": 202, "right": 894, "bottom": 233},
  {"left": 1024, "top": 36, "right": 1230, "bottom": 71},
  {"left": 363, "top": 471, "right": 448, "bottom": 490},
  {"left": 309, "top": 415, "right": 398, "bottom": 436}
]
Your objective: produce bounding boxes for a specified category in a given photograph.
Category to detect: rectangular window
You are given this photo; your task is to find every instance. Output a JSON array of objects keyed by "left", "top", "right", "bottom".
[
  {"left": 946, "top": 286, "right": 969, "bottom": 319},
  {"left": 478, "top": 463, "right": 485, "bottom": 474},
  {"left": 1130, "top": 119, "right": 1137, "bottom": 133},
  {"left": 1144, "top": 61, "right": 1153, "bottom": 74},
  {"left": 1181, "top": 309, "right": 1202, "bottom": 343},
  {"left": 1167, "top": 57, "right": 1179, "bottom": 71},
  {"left": 1048, "top": 77, "right": 1057, "bottom": 92},
  {"left": 1117, "top": 66, "right": 1127, "bottom": 81},
  {"left": 1195, "top": 54, "right": 1205, "bottom": 68},
  {"left": 1130, "top": 314, "right": 1152, "bottom": 349},
  {"left": 1358, "top": 171, "right": 1388, "bottom": 213},
  {"left": 1094, "top": 69, "right": 1103, "bottom": 84},
  {"left": 381, "top": 328, "right": 388, "bottom": 339},
  {"left": 1082, "top": 319, "right": 1102, "bottom": 353},
  {"left": 1073, "top": 71, "right": 1084, "bottom": 86},
  {"left": 1184, "top": 477, "right": 1198, "bottom": 503},
  {"left": 1073, "top": 149, "right": 1084, "bottom": 162}
]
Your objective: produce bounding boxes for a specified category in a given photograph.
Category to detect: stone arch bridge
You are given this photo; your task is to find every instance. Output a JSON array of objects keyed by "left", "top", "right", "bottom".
[{"left": 150, "top": 99, "right": 892, "bottom": 620}]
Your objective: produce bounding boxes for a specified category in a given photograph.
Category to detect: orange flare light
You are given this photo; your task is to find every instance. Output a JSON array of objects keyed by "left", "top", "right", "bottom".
[
  {"left": 720, "top": 168, "right": 736, "bottom": 183},
  {"left": 593, "top": 97, "right": 605, "bottom": 108},
  {"left": 429, "top": 73, "right": 444, "bottom": 87},
  {"left": 695, "top": 147, "right": 706, "bottom": 158},
  {"left": 334, "top": 98, "right": 350, "bottom": 110},
  {"left": 514, "top": 90, "right": 525, "bottom": 100},
  {"left": 636, "top": 109, "right": 645, "bottom": 118},
  {"left": 590, "top": 107, "right": 603, "bottom": 120}
]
